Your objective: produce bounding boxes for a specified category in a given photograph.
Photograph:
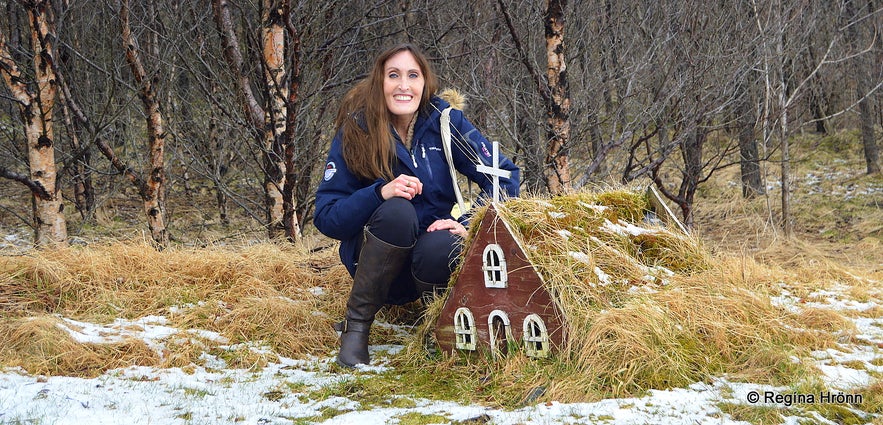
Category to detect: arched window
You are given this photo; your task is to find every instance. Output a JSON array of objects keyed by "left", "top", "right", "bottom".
[
  {"left": 523, "top": 314, "right": 550, "bottom": 358},
  {"left": 487, "top": 310, "right": 512, "bottom": 359},
  {"left": 454, "top": 308, "right": 477, "bottom": 351},
  {"left": 481, "top": 244, "right": 507, "bottom": 288}
]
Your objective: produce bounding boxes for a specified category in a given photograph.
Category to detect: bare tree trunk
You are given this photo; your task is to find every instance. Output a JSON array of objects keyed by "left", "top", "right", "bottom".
[
  {"left": 212, "top": 0, "right": 265, "bottom": 130},
  {"left": 262, "top": 0, "right": 289, "bottom": 239},
  {"left": 57, "top": 0, "right": 94, "bottom": 220},
  {"left": 806, "top": 45, "right": 829, "bottom": 134},
  {"left": 399, "top": 0, "right": 414, "bottom": 42},
  {"left": 779, "top": 36, "right": 793, "bottom": 238},
  {"left": 214, "top": 0, "right": 302, "bottom": 240},
  {"left": 873, "top": 0, "right": 883, "bottom": 164},
  {"left": 856, "top": 68, "right": 879, "bottom": 174},
  {"left": 678, "top": 127, "right": 705, "bottom": 228},
  {"left": 279, "top": 0, "right": 302, "bottom": 241},
  {"left": 497, "top": 0, "right": 571, "bottom": 195},
  {"left": 543, "top": 0, "right": 572, "bottom": 195},
  {"left": 208, "top": 81, "right": 230, "bottom": 226},
  {"left": 120, "top": 0, "right": 169, "bottom": 248},
  {"left": 736, "top": 82, "right": 765, "bottom": 198},
  {"left": 845, "top": 0, "right": 880, "bottom": 174},
  {"left": 60, "top": 93, "right": 94, "bottom": 218},
  {"left": 0, "top": 0, "right": 68, "bottom": 247}
]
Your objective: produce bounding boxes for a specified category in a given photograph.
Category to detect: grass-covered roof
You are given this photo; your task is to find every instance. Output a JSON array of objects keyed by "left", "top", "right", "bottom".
[{"left": 410, "top": 188, "right": 838, "bottom": 402}]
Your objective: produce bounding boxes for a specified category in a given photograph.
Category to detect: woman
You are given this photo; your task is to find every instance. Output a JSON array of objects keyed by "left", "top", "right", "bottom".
[{"left": 313, "top": 44, "right": 520, "bottom": 368}]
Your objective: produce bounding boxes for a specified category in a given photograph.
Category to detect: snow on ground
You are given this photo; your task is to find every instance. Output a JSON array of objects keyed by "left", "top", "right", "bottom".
[
  {"left": 2, "top": 282, "right": 881, "bottom": 425},
  {"left": 0, "top": 365, "right": 767, "bottom": 425}
]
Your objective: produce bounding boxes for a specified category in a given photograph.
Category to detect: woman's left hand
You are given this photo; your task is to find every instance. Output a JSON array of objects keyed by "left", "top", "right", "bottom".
[{"left": 427, "top": 219, "right": 467, "bottom": 237}]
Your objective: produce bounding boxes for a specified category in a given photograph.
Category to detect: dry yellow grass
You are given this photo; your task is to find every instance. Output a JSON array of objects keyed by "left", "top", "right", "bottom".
[
  {"left": 0, "top": 239, "right": 350, "bottom": 376},
  {"left": 0, "top": 315, "right": 159, "bottom": 377}
]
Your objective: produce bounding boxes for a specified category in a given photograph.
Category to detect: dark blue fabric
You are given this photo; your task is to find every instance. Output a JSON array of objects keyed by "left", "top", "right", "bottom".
[
  {"left": 365, "top": 197, "right": 419, "bottom": 248},
  {"left": 313, "top": 95, "right": 520, "bottom": 301},
  {"left": 411, "top": 229, "right": 462, "bottom": 285}
]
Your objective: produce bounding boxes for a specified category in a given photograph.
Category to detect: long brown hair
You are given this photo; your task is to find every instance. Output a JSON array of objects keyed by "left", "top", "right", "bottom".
[{"left": 335, "top": 44, "right": 439, "bottom": 181}]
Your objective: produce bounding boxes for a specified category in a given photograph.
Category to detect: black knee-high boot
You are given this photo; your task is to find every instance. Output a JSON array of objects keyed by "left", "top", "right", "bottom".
[{"left": 337, "top": 228, "right": 412, "bottom": 368}]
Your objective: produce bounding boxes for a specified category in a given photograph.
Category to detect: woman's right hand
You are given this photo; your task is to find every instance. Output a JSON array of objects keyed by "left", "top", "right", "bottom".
[{"left": 381, "top": 174, "right": 423, "bottom": 200}]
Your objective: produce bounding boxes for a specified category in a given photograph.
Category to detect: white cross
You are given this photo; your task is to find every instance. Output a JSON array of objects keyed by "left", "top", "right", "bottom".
[{"left": 475, "top": 141, "right": 512, "bottom": 204}]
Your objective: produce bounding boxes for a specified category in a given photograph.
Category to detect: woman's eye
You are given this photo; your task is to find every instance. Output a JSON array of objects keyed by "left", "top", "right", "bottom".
[
  {"left": 388, "top": 72, "right": 399, "bottom": 79},
  {"left": 409, "top": 72, "right": 419, "bottom": 79}
]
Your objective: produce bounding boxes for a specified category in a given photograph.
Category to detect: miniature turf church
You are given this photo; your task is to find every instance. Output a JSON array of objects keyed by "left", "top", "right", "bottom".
[{"left": 432, "top": 168, "right": 685, "bottom": 359}]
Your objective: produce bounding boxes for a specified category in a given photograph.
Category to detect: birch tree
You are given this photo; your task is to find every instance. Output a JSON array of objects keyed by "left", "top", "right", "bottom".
[
  {"left": 498, "top": 0, "right": 572, "bottom": 195},
  {"left": 212, "top": 0, "right": 300, "bottom": 240},
  {"left": 543, "top": 0, "right": 572, "bottom": 194},
  {"left": 0, "top": 0, "right": 67, "bottom": 247},
  {"left": 119, "top": 0, "right": 169, "bottom": 247}
]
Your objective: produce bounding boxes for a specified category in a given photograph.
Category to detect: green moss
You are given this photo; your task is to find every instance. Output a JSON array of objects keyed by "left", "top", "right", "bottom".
[
  {"left": 717, "top": 402, "right": 784, "bottom": 424},
  {"left": 394, "top": 412, "right": 449, "bottom": 425}
]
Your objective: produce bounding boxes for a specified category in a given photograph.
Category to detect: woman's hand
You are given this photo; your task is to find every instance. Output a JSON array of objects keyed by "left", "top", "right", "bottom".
[
  {"left": 381, "top": 174, "right": 423, "bottom": 200},
  {"left": 427, "top": 218, "right": 467, "bottom": 237}
]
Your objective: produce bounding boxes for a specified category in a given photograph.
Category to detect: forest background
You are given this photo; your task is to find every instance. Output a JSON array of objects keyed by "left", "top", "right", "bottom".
[
  {"left": 1, "top": 2, "right": 882, "bottom": 423},
  {"left": 0, "top": 0, "right": 880, "bottom": 251}
]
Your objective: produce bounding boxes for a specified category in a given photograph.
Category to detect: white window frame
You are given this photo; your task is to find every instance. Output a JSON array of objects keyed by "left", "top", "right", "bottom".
[
  {"left": 487, "top": 309, "right": 513, "bottom": 359},
  {"left": 481, "top": 244, "right": 508, "bottom": 288},
  {"left": 523, "top": 314, "right": 550, "bottom": 358},
  {"left": 454, "top": 308, "right": 477, "bottom": 351}
]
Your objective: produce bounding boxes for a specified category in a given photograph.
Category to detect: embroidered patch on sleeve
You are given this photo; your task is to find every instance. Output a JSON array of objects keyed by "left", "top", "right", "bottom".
[
  {"left": 480, "top": 143, "right": 492, "bottom": 158},
  {"left": 323, "top": 161, "right": 337, "bottom": 181}
]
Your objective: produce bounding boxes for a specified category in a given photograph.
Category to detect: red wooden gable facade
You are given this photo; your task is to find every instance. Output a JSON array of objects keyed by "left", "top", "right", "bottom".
[{"left": 434, "top": 204, "right": 566, "bottom": 358}]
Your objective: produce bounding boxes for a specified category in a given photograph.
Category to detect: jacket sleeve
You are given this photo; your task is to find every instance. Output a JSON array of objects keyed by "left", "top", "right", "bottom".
[
  {"left": 448, "top": 109, "right": 521, "bottom": 202},
  {"left": 313, "top": 133, "right": 386, "bottom": 241}
]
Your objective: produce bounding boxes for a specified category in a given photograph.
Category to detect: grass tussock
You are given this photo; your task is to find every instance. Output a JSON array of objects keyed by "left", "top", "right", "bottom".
[
  {"left": 407, "top": 188, "right": 847, "bottom": 405},
  {"left": 219, "top": 295, "right": 337, "bottom": 359},
  {"left": 0, "top": 315, "right": 159, "bottom": 377},
  {"left": 0, "top": 239, "right": 351, "bottom": 376}
]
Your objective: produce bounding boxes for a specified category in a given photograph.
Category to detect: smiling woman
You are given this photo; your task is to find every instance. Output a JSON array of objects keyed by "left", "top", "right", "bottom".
[
  {"left": 383, "top": 51, "right": 425, "bottom": 139},
  {"left": 312, "top": 44, "right": 520, "bottom": 368}
]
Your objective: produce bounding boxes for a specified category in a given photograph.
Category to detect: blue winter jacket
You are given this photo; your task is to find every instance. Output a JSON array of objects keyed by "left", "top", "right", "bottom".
[{"left": 313, "top": 95, "right": 520, "bottom": 278}]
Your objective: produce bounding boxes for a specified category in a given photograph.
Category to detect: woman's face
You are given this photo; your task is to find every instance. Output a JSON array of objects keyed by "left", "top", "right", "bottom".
[{"left": 383, "top": 50, "right": 424, "bottom": 123}]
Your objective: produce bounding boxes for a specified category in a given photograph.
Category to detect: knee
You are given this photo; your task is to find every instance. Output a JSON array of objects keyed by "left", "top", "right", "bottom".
[
  {"left": 412, "top": 231, "right": 463, "bottom": 286},
  {"left": 366, "top": 198, "right": 418, "bottom": 247}
]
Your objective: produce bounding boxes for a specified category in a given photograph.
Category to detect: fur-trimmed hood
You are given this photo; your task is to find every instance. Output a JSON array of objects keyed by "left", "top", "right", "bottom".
[{"left": 438, "top": 88, "right": 466, "bottom": 110}]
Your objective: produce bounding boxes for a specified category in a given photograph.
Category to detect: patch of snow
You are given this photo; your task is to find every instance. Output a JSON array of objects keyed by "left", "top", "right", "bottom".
[
  {"left": 600, "top": 219, "right": 657, "bottom": 237},
  {"left": 578, "top": 202, "right": 609, "bottom": 213},
  {"left": 594, "top": 267, "right": 612, "bottom": 286},
  {"left": 568, "top": 251, "right": 590, "bottom": 264},
  {"left": 640, "top": 265, "right": 675, "bottom": 286},
  {"left": 816, "top": 364, "right": 873, "bottom": 389}
]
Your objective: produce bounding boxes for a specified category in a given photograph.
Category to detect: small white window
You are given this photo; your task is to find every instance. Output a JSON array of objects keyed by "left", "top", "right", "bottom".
[
  {"left": 482, "top": 244, "right": 508, "bottom": 288},
  {"left": 454, "top": 308, "right": 477, "bottom": 351},
  {"left": 487, "top": 310, "right": 512, "bottom": 359},
  {"left": 523, "top": 314, "right": 550, "bottom": 358}
]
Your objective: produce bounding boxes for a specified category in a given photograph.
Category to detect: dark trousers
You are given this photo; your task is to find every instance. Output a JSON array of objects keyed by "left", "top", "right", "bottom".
[{"left": 357, "top": 198, "right": 462, "bottom": 304}]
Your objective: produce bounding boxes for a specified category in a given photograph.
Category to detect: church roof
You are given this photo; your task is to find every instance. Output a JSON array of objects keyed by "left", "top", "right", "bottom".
[{"left": 455, "top": 188, "right": 708, "bottom": 308}]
